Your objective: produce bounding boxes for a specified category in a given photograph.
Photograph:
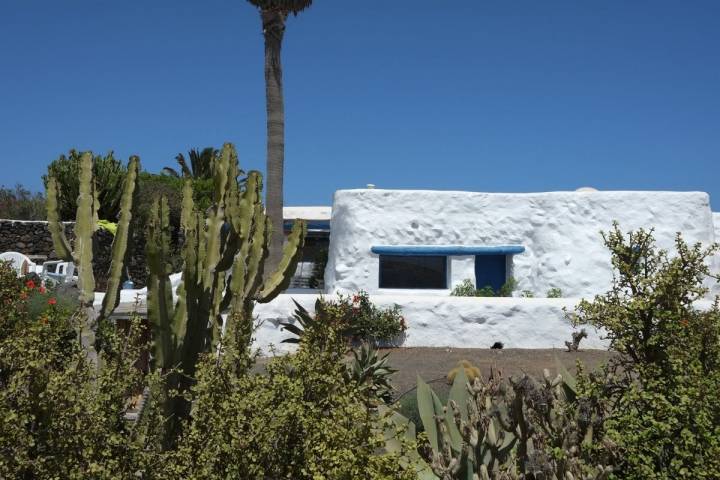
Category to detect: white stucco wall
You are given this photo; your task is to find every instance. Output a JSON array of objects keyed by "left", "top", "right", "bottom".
[
  {"left": 325, "top": 189, "right": 716, "bottom": 298},
  {"left": 251, "top": 294, "right": 608, "bottom": 354}
]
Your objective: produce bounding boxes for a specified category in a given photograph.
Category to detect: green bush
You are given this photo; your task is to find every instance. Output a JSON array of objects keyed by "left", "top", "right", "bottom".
[
  {"left": 164, "top": 315, "right": 416, "bottom": 479},
  {"left": 0, "top": 261, "right": 159, "bottom": 478},
  {"left": 316, "top": 291, "right": 407, "bottom": 344},
  {"left": 546, "top": 287, "right": 562, "bottom": 298},
  {"left": 450, "top": 278, "right": 476, "bottom": 296},
  {"left": 42, "top": 150, "right": 127, "bottom": 221},
  {"left": 0, "top": 260, "right": 416, "bottom": 478},
  {"left": 574, "top": 225, "right": 720, "bottom": 479},
  {"left": 450, "top": 277, "right": 517, "bottom": 297},
  {"left": 20, "top": 275, "right": 79, "bottom": 318},
  {"left": 0, "top": 184, "right": 45, "bottom": 220}
]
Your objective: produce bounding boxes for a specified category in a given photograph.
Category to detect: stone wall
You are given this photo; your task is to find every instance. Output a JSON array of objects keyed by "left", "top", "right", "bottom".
[{"left": 0, "top": 219, "right": 152, "bottom": 290}]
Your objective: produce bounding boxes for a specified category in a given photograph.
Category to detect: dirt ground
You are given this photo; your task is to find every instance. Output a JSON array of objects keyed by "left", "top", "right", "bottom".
[{"left": 379, "top": 347, "right": 613, "bottom": 399}]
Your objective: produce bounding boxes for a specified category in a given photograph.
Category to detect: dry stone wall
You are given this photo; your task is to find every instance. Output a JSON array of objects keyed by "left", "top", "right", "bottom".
[{"left": 0, "top": 219, "right": 154, "bottom": 290}]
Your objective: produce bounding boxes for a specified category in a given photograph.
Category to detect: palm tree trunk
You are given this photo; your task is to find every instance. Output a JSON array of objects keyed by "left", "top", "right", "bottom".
[{"left": 261, "top": 8, "right": 287, "bottom": 271}]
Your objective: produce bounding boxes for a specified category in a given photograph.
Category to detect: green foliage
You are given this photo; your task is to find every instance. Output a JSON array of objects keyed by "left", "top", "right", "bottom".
[
  {"left": 573, "top": 225, "right": 720, "bottom": 479},
  {"left": 413, "top": 366, "right": 613, "bottom": 479},
  {"left": 0, "top": 260, "right": 161, "bottom": 478},
  {"left": 164, "top": 147, "right": 219, "bottom": 180},
  {"left": 46, "top": 152, "right": 139, "bottom": 325},
  {"left": 450, "top": 278, "right": 518, "bottom": 297},
  {"left": 162, "top": 302, "right": 415, "bottom": 480},
  {"left": 450, "top": 279, "right": 477, "bottom": 296},
  {"left": 547, "top": 287, "right": 563, "bottom": 298},
  {"left": 0, "top": 184, "right": 45, "bottom": 220},
  {"left": 520, "top": 290, "right": 535, "bottom": 298},
  {"left": 42, "top": 149, "right": 128, "bottom": 221},
  {"left": 497, "top": 277, "right": 517, "bottom": 297},
  {"left": 145, "top": 143, "right": 306, "bottom": 445},
  {"left": 287, "top": 291, "right": 406, "bottom": 344},
  {"left": 96, "top": 219, "right": 117, "bottom": 235},
  {"left": 282, "top": 293, "right": 407, "bottom": 345},
  {"left": 348, "top": 342, "right": 398, "bottom": 406},
  {"left": 21, "top": 275, "right": 79, "bottom": 318}
]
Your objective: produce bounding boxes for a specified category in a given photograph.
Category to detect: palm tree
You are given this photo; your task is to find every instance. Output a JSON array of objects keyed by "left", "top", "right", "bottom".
[
  {"left": 246, "top": 0, "right": 313, "bottom": 269},
  {"left": 162, "top": 147, "right": 218, "bottom": 179}
]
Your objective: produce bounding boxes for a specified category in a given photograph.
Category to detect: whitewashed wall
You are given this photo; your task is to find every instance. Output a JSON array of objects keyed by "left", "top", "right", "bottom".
[
  {"left": 325, "top": 189, "right": 716, "bottom": 298},
  {"left": 250, "top": 293, "right": 608, "bottom": 354}
]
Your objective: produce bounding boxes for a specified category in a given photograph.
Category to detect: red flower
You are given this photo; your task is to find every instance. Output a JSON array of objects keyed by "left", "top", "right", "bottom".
[
  {"left": 39, "top": 286, "right": 46, "bottom": 294},
  {"left": 25, "top": 280, "right": 36, "bottom": 289},
  {"left": 48, "top": 298, "right": 57, "bottom": 305}
]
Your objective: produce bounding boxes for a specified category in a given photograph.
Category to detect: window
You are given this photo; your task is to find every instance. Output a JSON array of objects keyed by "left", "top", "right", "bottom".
[{"left": 379, "top": 255, "right": 447, "bottom": 289}]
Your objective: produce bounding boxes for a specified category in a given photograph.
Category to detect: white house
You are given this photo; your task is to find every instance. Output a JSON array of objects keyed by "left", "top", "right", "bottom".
[{"left": 324, "top": 188, "right": 719, "bottom": 298}]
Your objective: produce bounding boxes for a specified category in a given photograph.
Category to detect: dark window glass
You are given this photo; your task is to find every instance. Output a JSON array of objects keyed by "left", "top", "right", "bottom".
[{"left": 379, "top": 255, "right": 447, "bottom": 289}]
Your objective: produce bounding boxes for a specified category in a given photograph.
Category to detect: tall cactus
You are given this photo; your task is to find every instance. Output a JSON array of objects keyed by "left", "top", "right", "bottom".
[
  {"left": 146, "top": 141, "right": 305, "bottom": 377},
  {"left": 46, "top": 152, "right": 140, "bottom": 338},
  {"left": 145, "top": 143, "right": 304, "bottom": 447}
]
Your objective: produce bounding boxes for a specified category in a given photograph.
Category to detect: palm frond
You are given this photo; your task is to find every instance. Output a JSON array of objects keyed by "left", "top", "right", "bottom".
[{"left": 246, "top": 0, "right": 312, "bottom": 14}]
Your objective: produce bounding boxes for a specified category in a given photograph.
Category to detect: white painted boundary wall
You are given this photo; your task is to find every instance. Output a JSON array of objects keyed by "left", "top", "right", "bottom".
[{"left": 251, "top": 293, "right": 609, "bottom": 355}]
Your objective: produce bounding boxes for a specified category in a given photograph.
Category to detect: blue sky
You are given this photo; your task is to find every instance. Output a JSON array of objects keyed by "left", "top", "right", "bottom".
[{"left": 1, "top": 0, "right": 719, "bottom": 209}]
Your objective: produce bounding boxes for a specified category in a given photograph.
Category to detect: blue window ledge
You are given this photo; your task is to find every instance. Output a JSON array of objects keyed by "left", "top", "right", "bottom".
[{"left": 371, "top": 245, "right": 525, "bottom": 256}]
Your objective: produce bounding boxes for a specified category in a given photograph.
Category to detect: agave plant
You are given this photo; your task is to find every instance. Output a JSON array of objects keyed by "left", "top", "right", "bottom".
[{"left": 347, "top": 342, "right": 397, "bottom": 405}]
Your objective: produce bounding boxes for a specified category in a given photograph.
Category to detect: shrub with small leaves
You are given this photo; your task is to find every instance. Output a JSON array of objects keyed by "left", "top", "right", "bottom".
[
  {"left": 0, "top": 259, "right": 160, "bottom": 478},
  {"left": 573, "top": 225, "right": 720, "bottom": 479},
  {"left": 314, "top": 291, "right": 407, "bottom": 345},
  {"left": 547, "top": 287, "right": 563, "bottom": 298}
]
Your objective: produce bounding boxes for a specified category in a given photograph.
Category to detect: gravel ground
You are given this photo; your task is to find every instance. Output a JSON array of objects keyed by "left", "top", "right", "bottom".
[{"left": 380, "top": 347, "right": 613, "bottom": 399}]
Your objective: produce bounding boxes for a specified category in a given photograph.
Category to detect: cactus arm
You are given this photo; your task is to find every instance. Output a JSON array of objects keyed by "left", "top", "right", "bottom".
[
  {"left": 201, "top": 144, "right": 232, "bottom": 291},
  {"left": 146, "top": 197, "right": 176, "bottom": 370},
  {"left": 75, "top": 151, "right": 96, "bottom": 305},
  {"left": 99, "top": 155, "right": 139, "bottom": 321},
  {"left": 256, "top": 219, "right": 306, "bottom": 303},
  {"left": 244, "top": 209, "right": 270, "bottom": 299},
  {"left": 46, "top": 175, "right": 73, "bottom": 261}
]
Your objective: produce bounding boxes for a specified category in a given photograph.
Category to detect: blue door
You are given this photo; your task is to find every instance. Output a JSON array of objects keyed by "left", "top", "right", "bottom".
[{"left": 474, "top": 255, "right": 506, "bottom": 291}]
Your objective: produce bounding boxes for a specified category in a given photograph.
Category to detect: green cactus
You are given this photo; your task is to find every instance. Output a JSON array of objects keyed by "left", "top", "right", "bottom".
[
  {"left": 413, "top": 365, "right": 612, "bottom": 479},
  {"left": 99, "top": 156, "right": 139, "bottom": 321},
  {"left": 46, "top": 151, "right": 140, "bottom": 343},
  {"left": 145, "top": 142, "right": 305, "bottom": 442}
]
